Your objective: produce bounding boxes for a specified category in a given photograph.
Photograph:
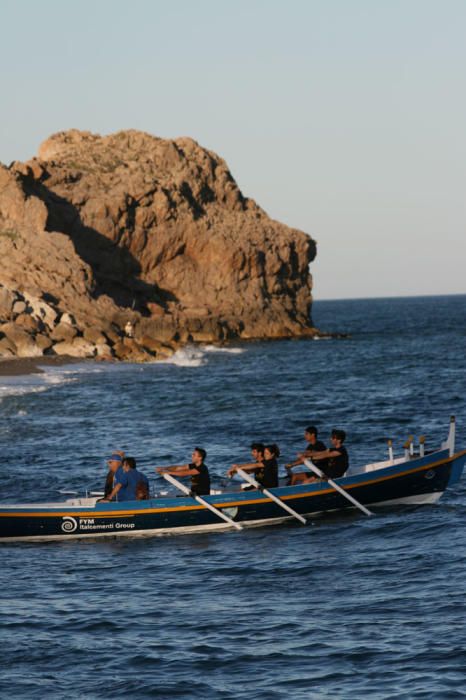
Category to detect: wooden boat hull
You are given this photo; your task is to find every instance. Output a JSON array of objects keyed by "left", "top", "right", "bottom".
[{"left": 1, "top": 448, "right": 465, "bottom": 542}]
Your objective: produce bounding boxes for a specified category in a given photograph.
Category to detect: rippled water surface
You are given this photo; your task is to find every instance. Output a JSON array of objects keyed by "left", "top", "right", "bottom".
[{"left": 1, "top": 295, "right": 466, "bottom": 699}]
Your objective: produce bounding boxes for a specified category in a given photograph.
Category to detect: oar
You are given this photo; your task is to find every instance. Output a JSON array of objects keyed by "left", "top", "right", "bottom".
[
  {"left": 162, "top": 472, "right": 243, "bottom": 530},
  {"left": 303, "top": 459, "right": 372, "bottom": 516},
  {"left": 236, "top": 469, "right": 307, "bottom": 525}
]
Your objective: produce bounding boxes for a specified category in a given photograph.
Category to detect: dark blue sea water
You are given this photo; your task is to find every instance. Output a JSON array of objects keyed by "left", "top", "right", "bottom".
[{"left": 1, "top": 295, "right": 465, "bottom": 699}]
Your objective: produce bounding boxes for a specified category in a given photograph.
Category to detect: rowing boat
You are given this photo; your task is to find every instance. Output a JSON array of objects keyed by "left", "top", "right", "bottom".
[{"left": 1, "top": 418, "right": 464, "bottom": 542}]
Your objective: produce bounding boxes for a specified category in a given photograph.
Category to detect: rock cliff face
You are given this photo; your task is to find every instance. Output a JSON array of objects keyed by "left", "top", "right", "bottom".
[{"left": 0, "top": 129, "right": 317, "bottom": 361}]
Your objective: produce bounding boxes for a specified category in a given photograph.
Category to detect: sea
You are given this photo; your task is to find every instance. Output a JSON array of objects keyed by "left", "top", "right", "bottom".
[{"left": 0, "top": 295, "right": 465, "bottom": 699}]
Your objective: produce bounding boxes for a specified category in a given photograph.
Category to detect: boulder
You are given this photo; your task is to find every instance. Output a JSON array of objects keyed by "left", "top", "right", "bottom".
[
  {"left": 35, "top": 333, "right": 53, "bottom": 353},
  {"left": 70, "top": 337, "right": 97, "bottom": 357},
  {"left": 112, "top": 338, "right": 153, "bottom": 362},
  {"left": 23, "top": 294, "right": 58, "bottom": 330},
  {"left": 137, "top": 317, "right": 179, "bottom": 344},
  {"left": 59, "top": 312, "right": 76, "bottom": 326},
  {"left": 0, "top": 325, "right": 43, "bottom": 357},
  {"left": 83, "top": 326, "right": 108, "bottom": 345},
  {"left": 12, "top": 300, "right": 27, "bottom": 316},
  {"left": 51, "top": 341, "right": 75, "bottom": 356},
  {"left": 139, "top": 335, "right": 175, "bottom": 357},
  {"left": 50, "top": 323, "right": 78, "bottom": 343},
  {"left": 15, "top": 313, "right": 43, "bottom": 333},
  {"left": 101, "top": 325, "right": 121, "bottom": 345},
  {"left": 95, "top": 342, "right": 114, "bottom": 358},
  {"left": 53, "top": 337, "right": 96, "bottom": 358},
  {"left": 0, "top": 287, "right": 15, "bottom": 321},
  {"left": 0, "top": 336, "right": 16, "bottom": 357}
]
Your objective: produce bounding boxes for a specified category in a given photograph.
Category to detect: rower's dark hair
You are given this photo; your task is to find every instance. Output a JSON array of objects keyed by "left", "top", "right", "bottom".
[
  {"left": 194, "top": 447, "right": 207, "bottom": 461},
  {"left": 305, "top": 426, "right": 318, "bottom": 436},
  {"left": 251, "top": 442, "right": 265, "bottom": 453},
  {"left": 332, "top": 429, "right": 346, "bottom": 443},
  {"left": 124, "top": 457, "right": 136, "bottom": 469},
  {"left": 264, "top": 444, "right": 280, "bottom": 458}
]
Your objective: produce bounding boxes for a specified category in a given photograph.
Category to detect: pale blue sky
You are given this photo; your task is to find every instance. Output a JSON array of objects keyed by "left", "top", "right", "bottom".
[{"left": 1, "top": 0, "right": 465, "bottom": 299}]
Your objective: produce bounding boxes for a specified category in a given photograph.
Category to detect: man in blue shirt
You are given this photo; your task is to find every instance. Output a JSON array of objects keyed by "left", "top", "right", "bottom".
[
  {"left": 101, "top": 453, "right": 129, "bottom": 502},
  {"left": 122, "top": 457, "right": 150, "bottom": 501}
]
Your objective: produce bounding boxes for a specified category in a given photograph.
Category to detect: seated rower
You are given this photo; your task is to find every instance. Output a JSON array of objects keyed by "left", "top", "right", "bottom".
[
  {"left": 228, "top": 442, "right": 265, "bottom": 479},
  {"left": 156, "top": 447, "right": 211, "bottom": 496},
  {"left": 103, "top": 450, "right": 125, "bottom": 499},
  {"left": 285, "top": 426, "right": 327, "bottom": 485},
  {"left": 122, "top": 457, "right": 150, "bottom": 500},
  {"left": 303, "top": 429, "right": 349, "bottom": 481},
  {"left": 228, "top": 444, "right": 280, "bottom": 489},
  {"left": 100, "top": 452, "right": 128, "bottom": 502}
]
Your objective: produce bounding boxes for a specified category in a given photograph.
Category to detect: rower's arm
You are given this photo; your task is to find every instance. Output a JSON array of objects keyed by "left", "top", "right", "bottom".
[
  {"left": 286, "top": 457, "right": 304, "bottom": 468},
  {"left": 102, "top": 482, "right": 122, "bottom": 502},
  {"left": 167, "top": 465, "right": 199, "bottom": 477},
  {"left": 308, "top": 449, "right": 332, "bottom": 460},
  {"left": 287, "top": 448, "right": 319, "bottom": 468},
  {"left": 155, "top": 464, "right": 187, "bottom": 474},
  {"left": 227, "top": 462, "right": 260, "bottom": 476}
]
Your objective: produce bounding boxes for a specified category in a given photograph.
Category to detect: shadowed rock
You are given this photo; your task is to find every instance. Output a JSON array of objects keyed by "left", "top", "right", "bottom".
[{"left": 0, "top": 129, "right": 319, "bottom": 361}]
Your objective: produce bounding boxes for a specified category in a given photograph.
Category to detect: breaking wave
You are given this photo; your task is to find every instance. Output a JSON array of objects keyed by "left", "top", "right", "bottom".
[
  {"left": 202, "top": 344, "right": 245, "bottom": 354},
  {"left": 160, "top": 346, "right": 207, "bottom": 367},
  {"left": 0, "top": 362, "right": 102, "bottom": 403},
  {"left": 160, "top": 343, "right": 246, "bottom": 367},
  {"left": 0, "top": 381, "right": 49, "bottom": 401}
]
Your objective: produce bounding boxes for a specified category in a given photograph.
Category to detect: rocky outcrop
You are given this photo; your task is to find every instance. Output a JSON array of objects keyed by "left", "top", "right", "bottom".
[{"left": 0, "top": 129, "right": 318, "bottom": 361}]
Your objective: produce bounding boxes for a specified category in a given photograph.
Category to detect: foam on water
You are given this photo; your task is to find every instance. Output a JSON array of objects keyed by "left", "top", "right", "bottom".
[
  {"left": 0, "top": 362, "right": 104, "bottom": 403},
  {"left": 160, "top": 346, "right": 208, "bottom": 367},
  {"left": 202, "top": 344, "right": 245, "bottom": 354},
  {"left": 160, "top": 344, "right": 246, "bottom": 367},
  {"left": 0, "top": 381, "right": 49, "bottom": 401}
]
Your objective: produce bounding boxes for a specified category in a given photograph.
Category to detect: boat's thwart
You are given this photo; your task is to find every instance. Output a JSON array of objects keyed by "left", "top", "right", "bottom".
[{"left": 1, "top": 418, "right": 465, "bottom": 542}]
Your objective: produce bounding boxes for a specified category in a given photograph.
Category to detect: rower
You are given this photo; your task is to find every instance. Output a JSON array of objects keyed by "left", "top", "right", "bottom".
[
  {"left": 227, "top": 442, "right": 264, "bottom": 481},
  {"left": 122, "top": 457, "right": 150, "bottom": 500},
  {"left": 102, "top": 450, "right": 125, "bottom": 499},
  {"left": 228, "top": 444, "right": 280, "bottom": 489},
  {"left": 285, "top": 426, "right": 327, "bottom": 485},
  {"left": 156, "top": 448, "right": 211, "bottom": 495},
  {"left": 100, "top": 453, "right": 128, "bottom": 502},
  {"left": 303, "top": 429, "right": 349, "bottom": 481}
]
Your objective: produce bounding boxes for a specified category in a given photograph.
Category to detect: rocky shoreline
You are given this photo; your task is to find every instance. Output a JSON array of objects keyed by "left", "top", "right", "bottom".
[
  {"left": 0, "top": 284, "right": 178, "bottom": 362},
  {"left": 1, "top": 129, "right": 321, "bottom": 363}
]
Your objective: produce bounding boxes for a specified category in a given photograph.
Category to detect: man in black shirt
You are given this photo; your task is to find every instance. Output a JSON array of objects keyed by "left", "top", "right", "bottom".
[
  {"left": 305, "top": 429, "right": 349, "bottom": 481},
  {"left": 228, "top": 443, "right": 279, "bottom": 490},
  {"left": 286, "top": 426, "right": 327, "bottom": 485},
  {"left": 228, "top": 442, "right": 265, "bottom": 478},
  {"left": 156, "top": 447, "right": 211, "bottom": 495}
]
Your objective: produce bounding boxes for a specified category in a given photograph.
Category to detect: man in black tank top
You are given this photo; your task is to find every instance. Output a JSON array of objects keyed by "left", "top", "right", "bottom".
[
  {"left": 156, "top": 447, "right": 210, "bottom": 495},
  {"left": 306, "top": 429, "right": 349, "bottom": 480},
  {"left": 286, "top": 427, "right": 327, "bottom": 485},
  {"left": 227, "top": 442, "right": 265, "bottom": 478},
  {"left": 228, "top": 443, "right": 280, "bottom": 489}
]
